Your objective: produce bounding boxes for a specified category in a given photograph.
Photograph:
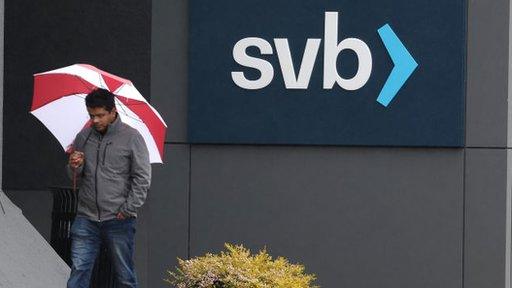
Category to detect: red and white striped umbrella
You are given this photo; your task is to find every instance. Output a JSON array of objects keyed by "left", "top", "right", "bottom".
[{"left": 31, "top": 64, "right": 167, "bottom": 163}]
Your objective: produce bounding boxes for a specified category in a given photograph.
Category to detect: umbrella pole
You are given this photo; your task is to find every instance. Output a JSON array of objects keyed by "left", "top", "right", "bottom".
[{"left": 73, "top": 168, "right": 77, "bottom": 192}]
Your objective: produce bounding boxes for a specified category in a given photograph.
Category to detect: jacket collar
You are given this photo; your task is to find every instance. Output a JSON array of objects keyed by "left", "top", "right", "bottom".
[{"left": 92, "top": 113, "right": 121, "bottom": 137}]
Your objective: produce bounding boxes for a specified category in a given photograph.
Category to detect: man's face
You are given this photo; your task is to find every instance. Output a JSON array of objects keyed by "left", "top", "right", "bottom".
[{"left": 87, "top": 106, "right": 117, "bottom": 133}]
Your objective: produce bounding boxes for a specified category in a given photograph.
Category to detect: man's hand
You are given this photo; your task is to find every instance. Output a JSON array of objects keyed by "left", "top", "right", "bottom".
[
  {"left": 116, "top": 212, "right": 126, "bottom": 220},
  {"left": 69, "top": 151, "right": 84, "bottom": 169}
]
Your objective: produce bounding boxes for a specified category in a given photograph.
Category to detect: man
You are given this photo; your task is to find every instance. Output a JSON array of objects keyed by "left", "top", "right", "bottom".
[{"left": 66, "top": 88, "right": 151, "bottom": 288}]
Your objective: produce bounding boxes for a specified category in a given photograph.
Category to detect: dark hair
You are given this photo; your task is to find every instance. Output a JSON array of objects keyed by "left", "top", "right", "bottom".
[{"left": 85, "top": 88, "right": 116, "bottom": 112}]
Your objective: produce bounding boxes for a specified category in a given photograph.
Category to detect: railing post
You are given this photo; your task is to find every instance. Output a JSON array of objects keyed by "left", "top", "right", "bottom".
[{"left": 49, "top": 186, "right": 116, "bottom": 287}]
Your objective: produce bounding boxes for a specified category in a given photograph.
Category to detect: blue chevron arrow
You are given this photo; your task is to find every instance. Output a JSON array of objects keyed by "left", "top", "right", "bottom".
[{"left": 377, "top": 24, "right": 418, "bottom": 107}]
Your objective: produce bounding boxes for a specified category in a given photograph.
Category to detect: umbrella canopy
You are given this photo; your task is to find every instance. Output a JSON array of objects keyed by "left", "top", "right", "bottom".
[{"left": 31, "top": 64, "right": 167, "bottom": 163}]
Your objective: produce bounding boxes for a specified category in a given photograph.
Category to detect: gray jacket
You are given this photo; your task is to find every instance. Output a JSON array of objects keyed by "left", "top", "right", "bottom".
[{"left": 67, "top": 116, "right": 151, "bottom": 221}]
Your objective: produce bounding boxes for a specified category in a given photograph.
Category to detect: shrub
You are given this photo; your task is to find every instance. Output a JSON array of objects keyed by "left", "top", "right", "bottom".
[{"left": 165, "top": 243, "right": 319, "bottom": 288}]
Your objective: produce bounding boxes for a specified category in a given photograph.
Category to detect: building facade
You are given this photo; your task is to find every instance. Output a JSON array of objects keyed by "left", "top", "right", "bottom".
[{"left": 2, "top": 1, "right": 512, "bottom": 287}]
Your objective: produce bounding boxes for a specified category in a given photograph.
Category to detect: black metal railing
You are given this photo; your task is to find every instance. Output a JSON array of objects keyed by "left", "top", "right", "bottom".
[{"left": 49, "top": 187, "right": 115, "bottom": 288}]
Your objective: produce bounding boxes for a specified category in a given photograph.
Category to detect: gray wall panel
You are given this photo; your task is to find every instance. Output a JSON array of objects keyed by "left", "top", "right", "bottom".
[
  {"left": 190, "top": 146, "right": 463, "bottom": 288},
  {"left": 148, "top": 144, "right": 190, "bottom": 288},
  {"left": 151, "top": 0, "right": 188, "bottom": 143},
  {"left": 509, "top": 0, "right": 512, "bottom": 148},
  {"left": 465, "top": 149, "right": 508, "bottom": 288},
  {"left": 467, "top": 0, "right": 509, "bottom": 147},
  {"left": 135, "top": 205, "right": 149, "bottom": 288}
]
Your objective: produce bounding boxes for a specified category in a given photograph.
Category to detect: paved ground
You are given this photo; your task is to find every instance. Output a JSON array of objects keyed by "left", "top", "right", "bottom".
[{"left": 0, "top": 191, "right": 69, "bottom": 288}]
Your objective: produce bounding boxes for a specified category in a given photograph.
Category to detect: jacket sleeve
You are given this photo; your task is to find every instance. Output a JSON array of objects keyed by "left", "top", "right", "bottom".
[{"left": 120, "top": 132, "right": 151, "bottom": 217}]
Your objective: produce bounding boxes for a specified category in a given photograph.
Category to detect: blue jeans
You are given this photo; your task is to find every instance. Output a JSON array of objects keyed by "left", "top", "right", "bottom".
[{"left": 66, "top": 216, "right": 137, "bottom": 288}]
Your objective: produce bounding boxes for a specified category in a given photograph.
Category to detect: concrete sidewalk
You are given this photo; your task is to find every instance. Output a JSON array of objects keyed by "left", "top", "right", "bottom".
[{"left": 0, "top": 190, "right": 69, "bottom": 288}]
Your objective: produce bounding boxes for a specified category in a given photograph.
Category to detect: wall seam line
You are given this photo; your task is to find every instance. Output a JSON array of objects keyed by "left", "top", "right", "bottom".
[{"left": 187, "top": 144, "right": 192, "bottom": 259}]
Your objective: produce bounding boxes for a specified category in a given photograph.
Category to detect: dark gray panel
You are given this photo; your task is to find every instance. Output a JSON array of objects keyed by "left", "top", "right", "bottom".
[
  {"left": 0, "top": 0, "right": 3, "bottom": 189},
  {"left": 190, "top": 146, "right": 464, "bottom": 288},
  {"left": 147, "top": 144, "right": 189, "bottom": 288},
  {"left": 3, "top": 0, "right": 152, "bottom": 190},
  {"left": 4, "top": 189, "right": 53, "bottom": 242},
  {"left": 465, "top": 149, "right": 508, "bottom": 288},
  {"left": 151, "top": 0, "right": 188, "bottom": 143},
  {"left": 466, "top": 0, "right": 509, "bottom": 147}
]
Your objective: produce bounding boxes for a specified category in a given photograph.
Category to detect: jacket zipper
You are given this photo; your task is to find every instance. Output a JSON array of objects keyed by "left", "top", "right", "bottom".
[
  {"left": 95, "top": 135, "right": 103, "bottom": 221},
  {"left": 102, "top": 142, "right": 111, "bottom": 166}
]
